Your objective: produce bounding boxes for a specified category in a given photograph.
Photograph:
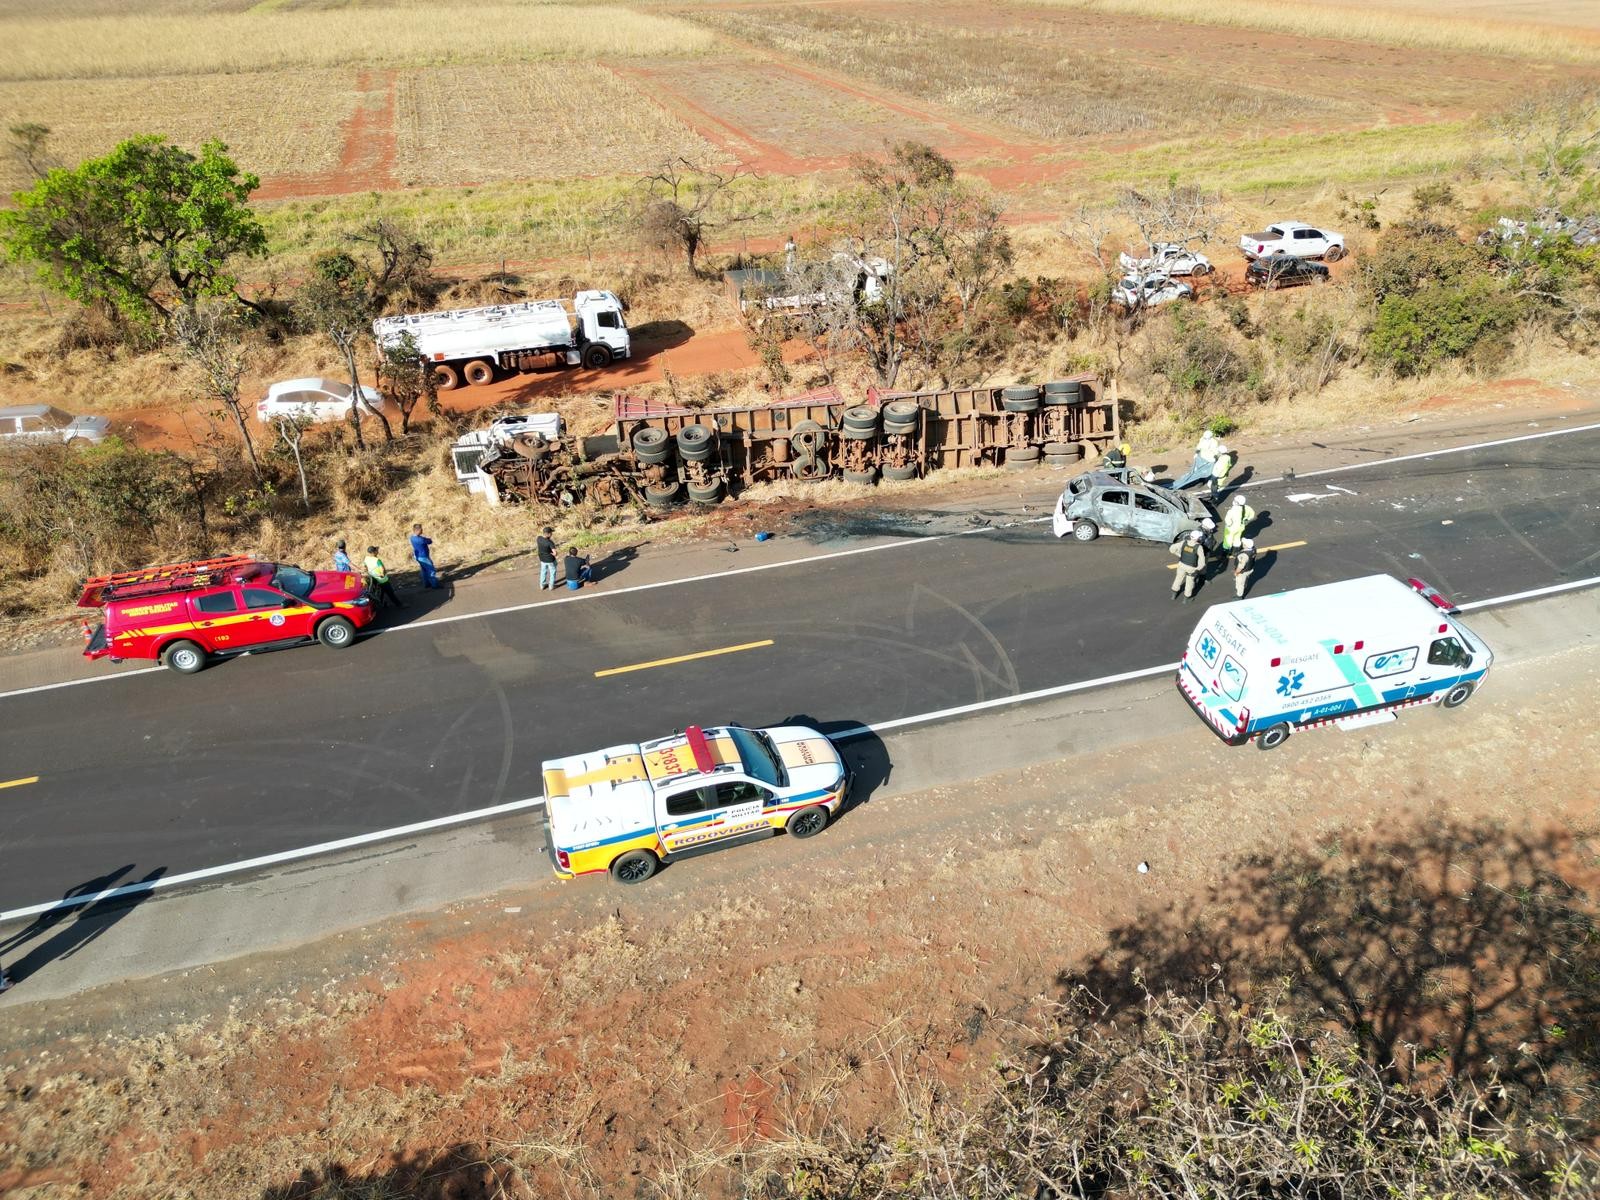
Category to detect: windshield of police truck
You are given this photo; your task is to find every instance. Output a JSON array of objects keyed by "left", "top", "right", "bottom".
[
  {"left": 728, "top": 727, "right": 787, "bottom": 788},
  {"left": 271, "top": 565, "right": 316, "bottom": 599}
]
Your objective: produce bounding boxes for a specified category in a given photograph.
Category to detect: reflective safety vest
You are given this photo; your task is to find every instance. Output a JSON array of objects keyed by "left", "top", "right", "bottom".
[
  {"left": 1212, "top": 452, "right": 1234, "bottom": 481},
  {"left": 1224, "top": 503, "right": 1255, "bottom": 539}
]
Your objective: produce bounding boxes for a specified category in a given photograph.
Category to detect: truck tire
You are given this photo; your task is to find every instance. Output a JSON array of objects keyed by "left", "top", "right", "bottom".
[
  {"left": 317, "top": 616, "right": 356, "bottom": 648},
  {"left": 1001, "top": 385, "right": 1041, "bottom": 401},
  {"left": 609, "top": 849, "right": 659, "bottom": 884},
  {"left": 785, "top": 806, "right": 829, "bottom": 839},
  {"left": 1325, "top": 245, "right": 1345, "bottom": 262},
  {"left": 676, "top": 423, "right": 716, "bottom": 461},
  {"left": 431, "top": 363, "right": 461, "bottom": 391},
  {"left": 162, "top": 640, "right": 206, "bottom": 674},
  {"left": 582, "top": 343, "right": 613, "bottom": 369},
  {"left": 1042, "top": 381, "right": 1081, "bottom": 405},
  {"left": 632, "top": 427, "right": 672, "bottom": 465},
  {"left": 1256, "top": 723, "right": 1292, "bottom": 750},
  {"left": 687, "top": 478, "right": 722, "bottom": 504},
  {"left": 882, "top": 463, "right": 918, "bottom": 481},
  {"left": 1001, "top": 390, "right": 1042, "bottom": 413},
  {"left": 881, "top": 400, "right": 921, "bottom": 431},
  {"left": 842, "top": 405, "right": 879, "bottom": 433},
  {"left": 1042, "top": 441, "right": 1080, "bottom": 456},
  {"left": 463, "top": 359, "right": 496, "bottom": 386},
  {"left": 644, "top": 480, "right": 682, "bottom": 509},
  {"left": 1005, "top": 446, "right": 1041, "bottom": 470},
  {"left": 843, "top": 468, "right": 877, "bottom": 485}
]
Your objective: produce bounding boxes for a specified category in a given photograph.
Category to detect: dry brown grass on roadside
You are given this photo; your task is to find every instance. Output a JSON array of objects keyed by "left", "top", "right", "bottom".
[
  {"left": 1024, "top": 0, "right": 1600, "bottom": 62},
  {"left": 0, "top": 5, "right": 716, "bottom": 81}
]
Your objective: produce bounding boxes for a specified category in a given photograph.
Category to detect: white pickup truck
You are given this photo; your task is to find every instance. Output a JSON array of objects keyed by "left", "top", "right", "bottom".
[
  {"left": 1239, "top": 221, "right": 1346, "bottom": 262},
  {"left": 1118, "top": 243, "right": 1213, "bottom": 277}
]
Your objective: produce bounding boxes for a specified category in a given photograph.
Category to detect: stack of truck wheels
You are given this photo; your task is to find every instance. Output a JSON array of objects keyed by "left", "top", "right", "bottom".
[
  {"left": 1042, "top": 381, "right": 1086, "bottom": 466},
  {"left": 633, "top": 428, "right": 682, "bottom": 509},
  {"left": 841, "top": 405, "right": 879, "bottom": 484},
  {"left": 1001, "top": 385, "right": 1041, "bottom": 470},
  {"left": 879, "top": 401, "right": 921, "bottom": 481},
  {"left": 677, "top": 423, "right": 722, "bottom": 504}
]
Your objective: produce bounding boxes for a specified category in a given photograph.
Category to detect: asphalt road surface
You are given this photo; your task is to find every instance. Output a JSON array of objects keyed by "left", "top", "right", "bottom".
[{"left": 3, "top": 425, "right": 1598, "bottom": 910}]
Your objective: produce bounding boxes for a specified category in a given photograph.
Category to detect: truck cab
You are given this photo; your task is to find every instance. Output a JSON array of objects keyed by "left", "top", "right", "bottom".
[
  {"left": 573, "top": 290, "right": 630, "bottom": 366},
  {"left": 543, "top": 723, "right": 850, "bottom": 884}
]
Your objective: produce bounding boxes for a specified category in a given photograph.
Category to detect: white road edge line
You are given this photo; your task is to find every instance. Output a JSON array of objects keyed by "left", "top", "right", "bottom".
[
  {"left": 5, "top": 574, "right": 1596, "bottom": 924},
  {"left": 6, "top": 416, "right": 1598, "bottom": 703}
]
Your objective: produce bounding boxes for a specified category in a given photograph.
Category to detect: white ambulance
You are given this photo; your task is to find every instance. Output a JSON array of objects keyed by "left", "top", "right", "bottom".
[
  {"left": 1177, "top": 575, "right": 1493, "bottom": 749},
  {"left": 542, "top": 723, "right": 851, "bottom": 884}
]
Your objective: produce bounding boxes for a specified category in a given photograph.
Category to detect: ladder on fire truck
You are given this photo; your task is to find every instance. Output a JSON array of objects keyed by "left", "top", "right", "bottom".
[{"left": 77, "top": 555, "right": 259, "bottom": 608}]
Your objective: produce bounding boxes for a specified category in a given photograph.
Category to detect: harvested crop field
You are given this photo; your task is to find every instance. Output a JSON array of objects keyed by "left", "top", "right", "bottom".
[
  {"left": 0, "top": 70, "right": 357, "bottom": 195},
  {"left": 691, "top": 1, "right": 1600, "bottom": 142},
  {"left": 391, "top": 63, "right": 724, "bottom": 187}
]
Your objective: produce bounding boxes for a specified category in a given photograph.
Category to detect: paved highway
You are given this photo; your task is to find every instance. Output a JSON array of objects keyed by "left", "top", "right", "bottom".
[{"left": 2, "top": 423, "right": 1599, "bottom": 910}]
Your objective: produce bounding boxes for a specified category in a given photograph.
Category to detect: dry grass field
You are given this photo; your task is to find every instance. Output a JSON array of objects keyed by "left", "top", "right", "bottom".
[
  {"left": 1024, "top": 0, "right": 1600, "bottom": 60},
  {"left": 0, "top": 71, "right": 357, "bottom": 195},
  {"left": 391, "top": 63, "right": 723, "bottom": 187},
  {"left": 0, "top": 4, "right": 715, "bottom": 80}
]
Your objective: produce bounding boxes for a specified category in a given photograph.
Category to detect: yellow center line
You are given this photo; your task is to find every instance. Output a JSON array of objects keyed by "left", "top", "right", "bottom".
[
  {"left": 0, "top": 776, "right": 39, "bottom": 790},
  {"left": 1166, "top": 540, "right": 1308, "bottom": 569},
  {"left": 595, "top": 639, "right": 775, "bottom": 678}
]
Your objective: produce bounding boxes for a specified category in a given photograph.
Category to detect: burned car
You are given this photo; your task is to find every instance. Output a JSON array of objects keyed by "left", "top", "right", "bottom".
[{"left": 1051, "top": 468, "right": 1215, "bottom": 544}]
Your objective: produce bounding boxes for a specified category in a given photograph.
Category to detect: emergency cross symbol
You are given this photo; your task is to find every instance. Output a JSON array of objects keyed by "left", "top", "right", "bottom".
[{"left": 1276, "top": 670, "right": 1305, "bottom": 697}]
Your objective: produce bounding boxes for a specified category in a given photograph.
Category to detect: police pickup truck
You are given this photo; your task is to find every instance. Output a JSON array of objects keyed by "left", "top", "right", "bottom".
[{"left": 542, "top": 724, "right": 851, "bottom": 884}]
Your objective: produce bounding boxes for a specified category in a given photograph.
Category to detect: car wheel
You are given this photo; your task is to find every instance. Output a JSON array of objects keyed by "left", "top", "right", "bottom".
[
  {"left": 67, "top": 436, "right": 89, "bottom": 448},
  {"left": 610, "top": 850, "right": 659, "bottom": 884},
  {"left": 1192, "top": 262, "right": 1212, "bottom": 276},
  {"left": 786, "top": 806, "right": 829, "bottom": 839},
  {"left": 162, "top": 640, "right": 206, "bottom": 675},
  {"left": 317, "top": 616, "right": 356, "bottom": 648},
  {"left": 1325, "top": 245, "right": 1345, "bottom": 262},
  {"left": 1440, "top": 681, "right": 1476, "bottom": 709},
  {"left": 1256, "top": 723, "right": 1292, "bottom": 751},
  {"left": 1072, "top": 519, "right": 1099, "bottom": 542}
]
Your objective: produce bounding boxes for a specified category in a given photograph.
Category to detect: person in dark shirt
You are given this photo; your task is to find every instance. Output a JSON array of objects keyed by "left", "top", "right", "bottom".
[
  {"left": 563, "top": 546, "right": 592, "bottom": 590},
  {"left": 536, "top": 526, "right": 558, "bottom": 591}
]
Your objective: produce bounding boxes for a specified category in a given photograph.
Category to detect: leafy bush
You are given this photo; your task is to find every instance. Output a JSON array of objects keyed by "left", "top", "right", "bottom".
[
  {"left": 1369, "top": 277, "right": 1520, "bottom": 375},
  {"left": 1147, "top": 307, "right": 1252, "bottom": 397}
]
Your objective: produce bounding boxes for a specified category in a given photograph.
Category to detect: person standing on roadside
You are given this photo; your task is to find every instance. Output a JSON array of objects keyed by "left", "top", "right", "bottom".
[
  {"left": 536, "top": 526, "right": 558, "bottom": 591},
  {"left": 1210, "top": 443, "right": 1236, "bottom": 503},
  {"left": 1168, "top": 429, "right": 1219, "bottom": 490},
  {"left": 1170, "top": 530, "right": 1207, "bottom": 602},
  {"left": 1221, "top": 493, "right": 1255, "bottom": 552},
  {"left": 409, "top": 523, "right": 440, "bottom": 589},
  {"left": 333, "top": 539, "right": 353, "bottom": 573},
  {"left": 1233, "top": 538, "right": 1257, "bottom": 599},
  {"left": 364, "top": 546, "right": 404, "bottom": 610}
]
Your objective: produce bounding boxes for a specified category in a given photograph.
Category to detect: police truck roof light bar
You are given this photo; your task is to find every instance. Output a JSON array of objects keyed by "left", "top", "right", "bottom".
[
  {"left": 78, "top": 555, "right": 259, "bottom": 608},
  {"left": 1405, "top": 577, "right": 1458, "bottom": 612}
]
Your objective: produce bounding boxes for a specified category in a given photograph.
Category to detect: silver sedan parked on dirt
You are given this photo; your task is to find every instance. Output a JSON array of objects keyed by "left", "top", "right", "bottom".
[{"left": 1052, "top": 469, "right": 1215, "bottom": 544}]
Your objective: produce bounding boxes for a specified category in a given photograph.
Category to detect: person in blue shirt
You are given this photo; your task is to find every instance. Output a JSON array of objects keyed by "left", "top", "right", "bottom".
[
  {"left": 410, "top": 524, "right": 440, "bottom": 588},
  {"left": 333, "top": 540, "right": 353, "bottom": 573}
]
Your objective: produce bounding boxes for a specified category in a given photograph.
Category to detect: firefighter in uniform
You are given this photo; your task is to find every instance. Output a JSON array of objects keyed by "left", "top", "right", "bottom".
[
  {"left": 1171, "top": 529, "right": 1207, "bottom": 601},
  {"left": 1102, "top": 442, "right": 1130, "bottom": 471},
  {"left": 1222, "top": 492, "right": 1255, "bottom": 552},
  {"left": 1209, "top": 444, "right": 1235, "bottom": 502}
]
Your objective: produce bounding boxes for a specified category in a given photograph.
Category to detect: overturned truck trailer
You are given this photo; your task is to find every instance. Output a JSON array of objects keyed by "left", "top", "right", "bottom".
[{"left": 476, "top": 376, "right": 1116, "bottom": 508}]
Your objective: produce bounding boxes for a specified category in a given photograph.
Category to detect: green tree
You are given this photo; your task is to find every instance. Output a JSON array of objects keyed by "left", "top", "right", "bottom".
[
  {"left": 0, "top": 135, "right": 265, "bottom": 330},
  {"left": 294, "top": 251, "right": 392, "bottom": 450}
]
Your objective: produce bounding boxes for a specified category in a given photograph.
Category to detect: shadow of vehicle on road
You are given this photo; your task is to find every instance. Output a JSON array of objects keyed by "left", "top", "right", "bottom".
[
  {"left": 1, "top": 865, "right": 167, "bottom": 989},
  {"left": 774, "top": 714, "right": 891, "bottom": 819}
]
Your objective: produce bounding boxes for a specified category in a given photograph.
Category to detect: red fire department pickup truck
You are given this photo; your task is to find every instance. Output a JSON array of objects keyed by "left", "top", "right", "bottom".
[{"left": 80, "top": 555, "right": 376, "bottom": 674}]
